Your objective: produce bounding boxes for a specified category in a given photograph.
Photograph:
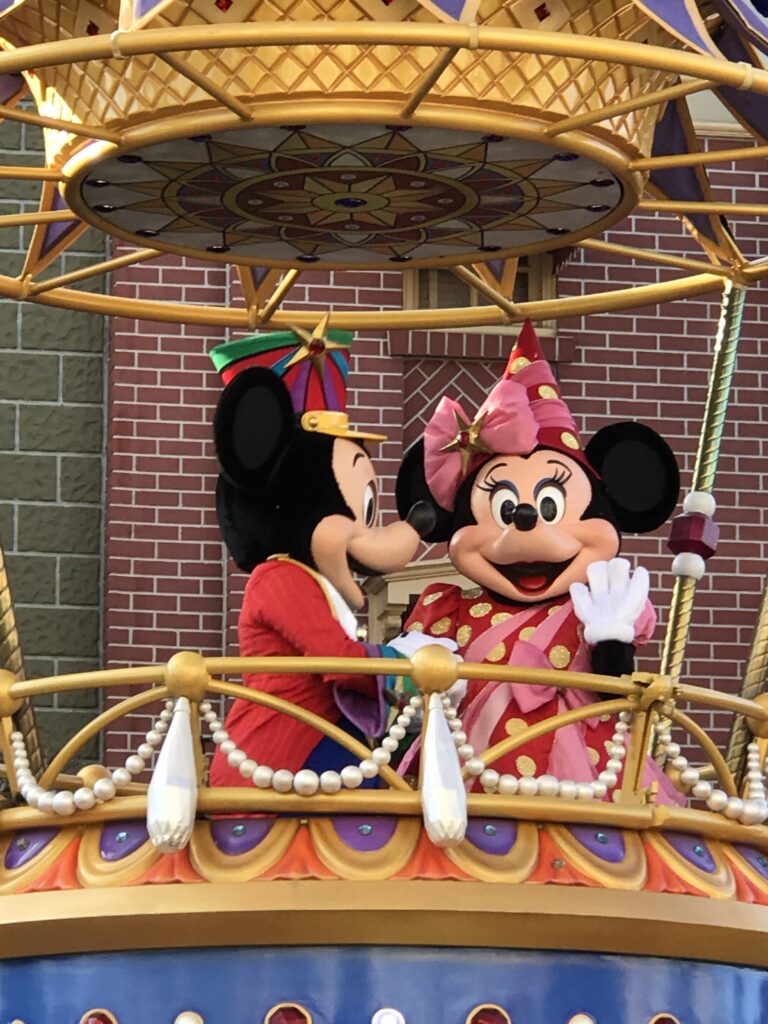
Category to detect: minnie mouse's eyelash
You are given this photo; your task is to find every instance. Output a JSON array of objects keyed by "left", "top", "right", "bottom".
[
  {"left": 547, "top": 465, "right": 571, "bottom": 486},
  {"left": 477, "top": 475, "right": 501, "bottom": 493}
]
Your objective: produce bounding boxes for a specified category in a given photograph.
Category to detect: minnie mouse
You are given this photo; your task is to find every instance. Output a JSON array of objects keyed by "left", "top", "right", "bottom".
[
  {"left": 396, "top": 321, "right": 681, "bottom": 793},
  {"left": 208, "top": 323, "right": 447, "bottom": 789}
]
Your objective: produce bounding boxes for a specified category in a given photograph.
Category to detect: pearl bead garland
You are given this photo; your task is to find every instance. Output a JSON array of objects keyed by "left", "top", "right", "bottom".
[
  {"left": 656, "top": 726, "right": 768, "bottom": 826},
  {"left": 469, "top": 709, "right": 631, "bottom": 801},
  {"left": 201, "top": 695, "right": 424, "bottom": 795},
  {"left": 12, "top": 699, "right": 174, "bottom": 815}
]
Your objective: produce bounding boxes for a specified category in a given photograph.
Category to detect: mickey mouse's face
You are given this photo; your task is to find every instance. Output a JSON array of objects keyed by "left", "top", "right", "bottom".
[
  {"left": 310, "top": 438, "right": 429, "bottom": 611},
  {"left": 449, "top": 449, "right": 619, "bottom": 603}
]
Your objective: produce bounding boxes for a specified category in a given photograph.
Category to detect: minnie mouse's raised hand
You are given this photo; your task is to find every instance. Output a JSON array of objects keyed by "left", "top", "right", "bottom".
[{"left": 570, "top": 558, "right": 650, "bottom": 645}]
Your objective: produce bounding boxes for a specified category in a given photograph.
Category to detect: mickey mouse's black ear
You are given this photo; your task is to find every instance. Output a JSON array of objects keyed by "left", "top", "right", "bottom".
[
  {"left": 585, "top": 422, "right": 680, "bottom": 534},
  {"left": 213, "top": 367, "right": 295, "bottom": 489},
  {"left": 395, "top": 440, "right": 455, "bottom": 544},
  {"left": 216, "top": 476, "right": 278, "bottom": 571}
]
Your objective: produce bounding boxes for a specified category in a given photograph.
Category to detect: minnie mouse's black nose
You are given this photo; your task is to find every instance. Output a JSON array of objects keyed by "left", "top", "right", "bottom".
[{"left": 512, "top": 503, "right": 538, "bottom": 532}]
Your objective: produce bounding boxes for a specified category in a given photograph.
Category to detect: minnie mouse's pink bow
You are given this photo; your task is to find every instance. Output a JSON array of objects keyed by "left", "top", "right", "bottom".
[{"left": 424, "top": 378, "right": 539, "bottom": 510}]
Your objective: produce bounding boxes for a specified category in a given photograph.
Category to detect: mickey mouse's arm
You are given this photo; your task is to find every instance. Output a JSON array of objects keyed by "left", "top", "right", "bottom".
[{"left": 250, "top": 561, "right": 398, "bottom": 734}]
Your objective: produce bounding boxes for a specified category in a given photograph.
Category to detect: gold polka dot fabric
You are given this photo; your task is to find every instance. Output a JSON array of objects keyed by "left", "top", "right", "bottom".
[
  {"left": 561, "top": 430, "right": 580, "bottom": 450},
  {"left": 516, "top": 755, "right": 536, "bottom": 777},
  {"left": 430, "top": 617, "right": 452, "bottom": 636},
  {"left": 505, "top": 718, "right": 527, "bottom": 737},
  {"left": 588, "top": 746, "right": 600, "bottom": 765},
  {"left": 423, "top": 591, "right": 444, "bottom": 606},
  {"left": 486, "top": 642, "right": 506, "bottom": 663},
  {"left": 491, "top": 612, "right": 512, "bottom": 626},
  {"left": 470, "top": 602, "right": 492, "bottom": 618},
  {"left": 409, "top": 621, "right": 424, "bottom": 632},
  {"left": 519, "top": 626, "right": 536, "bottom": 641},
  {"left": 538, "top": 384, "right": 558, "bottom": 399},
  {"left": 549, "top": 644, "right": 571, "bottom": 668},
  {"left": 456, "top": 624, "right": 472, "bottom": 647}
]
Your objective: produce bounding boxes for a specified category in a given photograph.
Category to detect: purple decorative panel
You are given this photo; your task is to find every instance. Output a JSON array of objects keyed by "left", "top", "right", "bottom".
[
  {"left": 211, "top": 817, "right": 272, "bottom": 855},
  {"left": 663, "top": 831, "right": 716, "bottom": 873},
  {"left": 632, "top": 0, "right": 719, "bottom": 54},
  {"left": 715, "top": 24, "right": 768, "bottom": 142},
  {"left": 332, "top": 816, "right": 398, "bottom": 852},
  {"left": 39, "top": 190, "right": 80, "bottom": 259},
  {"left": 567, "top": 825, "right": 626, "bottom": 864},
  {"left": 650, "top": 100, "right": 720, "bottom": 246},
  {"left": 465, "top": 818, "right": 517, "bottom": 856},
  {"left": 4, "top": 827, "right": 58, "bottom": 870},
  {"left": 99, "top": 821, "right": 149, "bottom": 861},
  {"left": 712, "top": 0, "right": 768, "bottom": 53}
]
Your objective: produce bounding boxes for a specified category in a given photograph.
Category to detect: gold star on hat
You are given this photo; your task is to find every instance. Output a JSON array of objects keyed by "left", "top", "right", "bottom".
[
  {"left": 440, "top": 409, "right": 492, "bottom": 477},
  {"left": 284, "top": 313, "right": 347, "bottom": 378}
]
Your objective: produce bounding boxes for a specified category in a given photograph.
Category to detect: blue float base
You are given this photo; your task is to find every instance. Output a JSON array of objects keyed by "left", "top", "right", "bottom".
[{"left": 2, "top": 946, "right": 768, "bottom": 1024}]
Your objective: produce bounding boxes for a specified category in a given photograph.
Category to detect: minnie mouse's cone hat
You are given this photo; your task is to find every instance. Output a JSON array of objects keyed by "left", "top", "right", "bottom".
[
  {"left": 424, "top": 320, "right": 589, "bottom": 510},
  {"left": 504, "top": 319, "right": 588, "bottom": 462},
  {"left": 210, "top": 321, "right": 386, "bottom": 442}
]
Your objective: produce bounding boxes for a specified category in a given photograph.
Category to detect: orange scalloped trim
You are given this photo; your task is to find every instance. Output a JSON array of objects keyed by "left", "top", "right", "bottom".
[
  {"left": 132, "top": 849, "right": 203, "bottom": 886},
  {"left": 525, "top": 831, "right": 596, "bottom": 888},
  {"left": 22, "top": 835, "right": 82, "bottom": 893},
  {"left": 260, "top": 825, "right": 339, "bottom": 881},
  {"left": 643, "top": 841, "right": 703, "bottom": 897},
  {"left": 393, "top": 828, "right": 472, "bottom": 881}
]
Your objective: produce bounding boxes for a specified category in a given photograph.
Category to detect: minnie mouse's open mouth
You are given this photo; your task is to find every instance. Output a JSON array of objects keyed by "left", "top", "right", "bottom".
[{"left": 491, "top": 556, "right": 576, "bottom": 595}]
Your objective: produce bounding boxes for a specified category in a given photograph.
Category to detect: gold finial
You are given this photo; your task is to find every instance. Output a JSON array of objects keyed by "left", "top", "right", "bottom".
[
  {"left": 165, "top": 651, "right": 211, "bottom": 703},
  {"left": 409, "top": 643, "right": 459, "bottom": 694}
]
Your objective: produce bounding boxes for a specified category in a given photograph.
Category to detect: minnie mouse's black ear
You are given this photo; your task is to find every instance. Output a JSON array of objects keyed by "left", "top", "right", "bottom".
[
  {"left": 395, "top": 440, "right": 455, "bottom": 544},
  {"left": 216, "top": 476, "right": 278, "bottom": 572},
  {"left": 213, "top": 367, "right": 295, "bottom": 489},
  {"left": 585, "top": 422, "right": 680, "bottom": 534}
]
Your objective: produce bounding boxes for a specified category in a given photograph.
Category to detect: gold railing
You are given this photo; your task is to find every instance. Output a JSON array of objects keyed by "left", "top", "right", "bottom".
[{"left": 1, "top": 647, "right": 768, "bottom": 842}]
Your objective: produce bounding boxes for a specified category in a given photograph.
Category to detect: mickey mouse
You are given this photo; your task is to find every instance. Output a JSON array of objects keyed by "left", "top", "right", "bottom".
[
  {"left": 208, "top": 324, "right": 445, "bottom": 789},
  {"left": 396, "top": 321, "right": 681, "bottom": 793}
]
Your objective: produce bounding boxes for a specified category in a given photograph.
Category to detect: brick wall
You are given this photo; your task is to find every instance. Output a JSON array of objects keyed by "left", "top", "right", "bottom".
[
  {"left": 0, "top": 114, "right": 108, "bottom": 763},
  {"left": 97, "top": 150, "right": 768, "bottom": 766}
]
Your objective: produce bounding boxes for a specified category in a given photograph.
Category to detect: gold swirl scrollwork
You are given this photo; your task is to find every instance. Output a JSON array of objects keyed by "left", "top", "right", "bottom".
[
  {"left": 309, "top": 816, "right": 421, "bottom": 880},
  {"left": 547, "top": 823, "right": 647, "bottom": 891},
  {"left": 446, "top": 821, "right": 539, "bottom": 884},
  {"left": 77, "top": 825, "right": 160, "bottom": 889},
  {"left": 189, "top": 818, "right": 300, "bottom": 883},
  {"left": 0, "top": 826, "right": 78, "bottom": 895},
  {"left": 645, "top": 833, "right": 736, "bottom": 900}
]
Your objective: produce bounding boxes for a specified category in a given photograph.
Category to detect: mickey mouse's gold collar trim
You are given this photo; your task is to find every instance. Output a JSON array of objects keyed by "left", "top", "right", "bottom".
[{"left": 300, "top": 410, "right": 386, "bottom": 443}]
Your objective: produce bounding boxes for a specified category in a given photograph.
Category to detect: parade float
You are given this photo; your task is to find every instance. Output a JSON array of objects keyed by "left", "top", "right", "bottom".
[{"left": 1, "top": 0, "right": 768, "bottom": 1021}]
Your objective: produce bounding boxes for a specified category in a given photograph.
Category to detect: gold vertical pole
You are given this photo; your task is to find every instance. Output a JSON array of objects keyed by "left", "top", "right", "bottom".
[
  {"left": 0, "top": 536, "right": 43, "bottom": 780},
  {"left": 725, "top": 578, "right": 768, "bottom": 784},
  {"left": 659, "top": 281, "right": 747, "bottom": 684}
]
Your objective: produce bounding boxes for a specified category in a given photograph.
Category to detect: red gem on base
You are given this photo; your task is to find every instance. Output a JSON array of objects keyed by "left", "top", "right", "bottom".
[
  {"left": 83, "top": 1013, "right": 116, "bottom": 1024},
  {"left": 267, "top": 1007, "right": 311, "bottom": 1024},
  {"left": 468, "top": 1008, "right": 509, "bottom": 1024},
  {"left": 86, "top": 20, "right": 99, "bottom": 34},
  {"left": 214, "top": 0, "right": 234, "bottom": 10},
  {"left": 308, "top": 340, "right": 326, "bottom": 355},
  {"left": 667, "top": 512, "right": 720, "bottom": 560},
  {"left": 458, "top": 430, "right": 470, "bottom": 448}
]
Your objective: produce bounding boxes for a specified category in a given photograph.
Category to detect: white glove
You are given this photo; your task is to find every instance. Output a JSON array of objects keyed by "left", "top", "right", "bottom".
[
  {"left": 569, "top": 558, "right": 649, "bottom": 645},
  {"left": 444, "top": 674, "right": 467, "bottom": 708},
  {"left": 387, "top": 631, "right": 458, "bottom": 657}
]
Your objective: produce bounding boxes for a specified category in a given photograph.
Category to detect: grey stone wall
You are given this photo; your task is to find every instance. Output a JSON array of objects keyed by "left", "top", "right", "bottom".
[{"left": 0, "top": 114, "right": 107, "bottom": 762}]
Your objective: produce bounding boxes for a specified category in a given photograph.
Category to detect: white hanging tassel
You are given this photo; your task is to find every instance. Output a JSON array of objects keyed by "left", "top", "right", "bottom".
[
  {"left": 147, "top": 696, "right": 198, "bottom": 853},
  {"left": 420, "top": 692, "right": 467, "bottom": 847}
]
